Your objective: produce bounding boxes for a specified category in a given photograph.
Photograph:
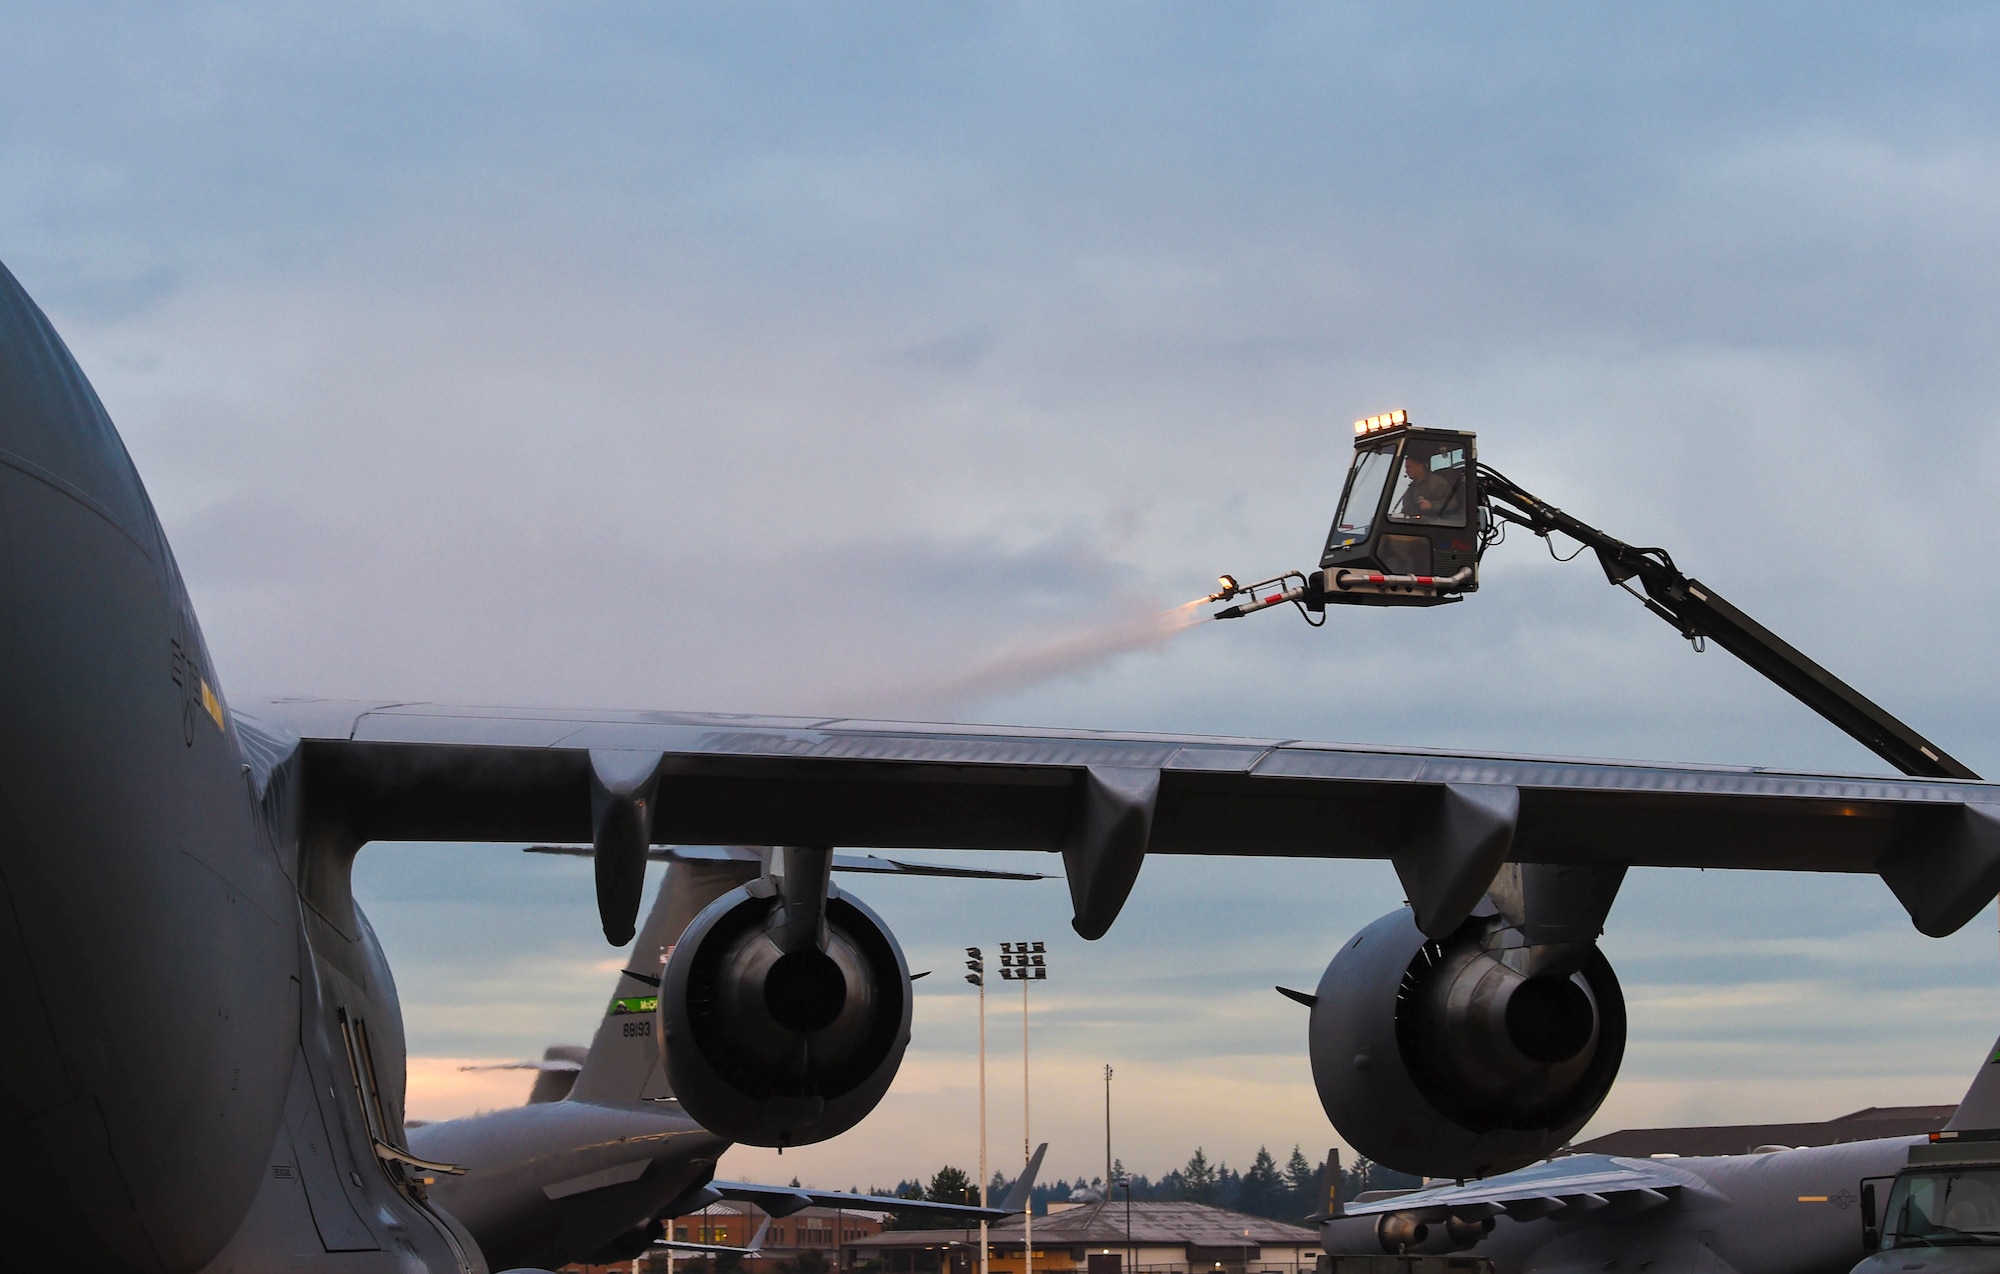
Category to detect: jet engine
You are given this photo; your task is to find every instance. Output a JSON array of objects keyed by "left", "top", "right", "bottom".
[
  {"left": 659, "top": 865, "right": 911, "bottom": 1148},
  {"left": 1310, "top": 905, "right": 1625, "bottom": 1180}
]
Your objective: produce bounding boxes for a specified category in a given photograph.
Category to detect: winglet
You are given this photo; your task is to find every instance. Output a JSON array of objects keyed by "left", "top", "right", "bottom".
[
  {"left": 747, "top": 1215, "right": 772, "bottom": 1252},
  {"left": 1001, "top": 1142, "right": 1049, "bottom": 1213},
  {"left": 1275, "top": 986, "right": 1317, "bottom": 1008}
]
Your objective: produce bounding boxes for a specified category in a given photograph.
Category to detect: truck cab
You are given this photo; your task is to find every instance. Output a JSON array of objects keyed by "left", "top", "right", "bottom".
[
  {"left": 1854, "top": 1133, "right": 2000, "bottom": 1272},
  {"left": 1319, "top": 415, "right": 1480, "bottom": 605}
]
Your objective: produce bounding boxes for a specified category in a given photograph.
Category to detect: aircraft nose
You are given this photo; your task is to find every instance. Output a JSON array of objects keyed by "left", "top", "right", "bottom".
[{"left": 0, "top": 259, "right": 160, "bottom": 550}]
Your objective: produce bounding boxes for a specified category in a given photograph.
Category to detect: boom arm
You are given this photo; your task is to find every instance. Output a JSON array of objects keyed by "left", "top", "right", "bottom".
[{"left": 1476, "top": 465, "right": 1978, "bottom": 781}]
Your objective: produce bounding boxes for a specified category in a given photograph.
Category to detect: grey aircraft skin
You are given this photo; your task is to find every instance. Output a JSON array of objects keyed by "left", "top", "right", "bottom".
[
  {"left": 9, "top": 247, "right": 2000, "bottom": 1274},
  {"left": 1322, "top": 1030, "right": 2000, "bottom": 1274},
  {"left": 409, "top": 855, "right": 1022, "bottom": 1271},
  {"left": 0, "top": 261, "right": 485, "bottom": 1273}
]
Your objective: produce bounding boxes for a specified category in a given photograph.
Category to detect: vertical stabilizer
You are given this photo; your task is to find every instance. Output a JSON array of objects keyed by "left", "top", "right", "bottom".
[
  {"left": 1319, "top": 1147, "right": 1342, "bottom": 1219},
  {"left": 568, "top": 857, "right": 762, "bottom": 1104},
  {"left": 1945, "top": 1031, "right": 2000, "bottom": 1131},
  {"left": 527, "top": 1044, "right": 589, "bottom": 1103},
  {"left": 1000, "top": 1143, "right": 1049, "bottom": 1213}
]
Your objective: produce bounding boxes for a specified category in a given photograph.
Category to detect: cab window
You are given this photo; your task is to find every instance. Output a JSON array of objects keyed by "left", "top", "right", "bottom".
[
  {"left": 1329, "top": 444, "right": 1397, "bottom": 548},
  {"left": 1387, "top": 443, "right": 1469, "bottom": 527}
]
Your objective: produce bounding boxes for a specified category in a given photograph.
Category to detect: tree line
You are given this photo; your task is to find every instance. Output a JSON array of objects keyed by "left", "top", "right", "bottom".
[{"left": 863, "top": 1146, "right": 1419, "bottom": 1226}]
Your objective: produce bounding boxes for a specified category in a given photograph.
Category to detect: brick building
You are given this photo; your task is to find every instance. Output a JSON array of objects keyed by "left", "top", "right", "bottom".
[{"left": 560, "top": 1201, "right": 893, "bottom": 1274}]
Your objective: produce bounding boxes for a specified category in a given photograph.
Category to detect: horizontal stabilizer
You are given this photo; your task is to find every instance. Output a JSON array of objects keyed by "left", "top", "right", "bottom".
[
  {"left": 457, "top": 1057, "right": 583, "bottom": 1074},
  {"left": 656, "top": 1215, "right": 772, "bottom": 1255}
]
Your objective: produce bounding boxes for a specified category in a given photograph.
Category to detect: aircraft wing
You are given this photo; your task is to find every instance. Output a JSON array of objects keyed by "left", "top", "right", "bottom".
[
  {"left": 654, "top": 1239, "right": 764, "bottom": 1255},
  {"left": 1338, "top": 1154, "right": 1705, "bottom": 1221},
  {"left": 237, "top": 698, "right": 2000, "bottom": 939},
  {"left": 710, "top": 1181, "right": 1012, "bottom": 1222},
  {"left": 703, "top": 1143, "right": 1041, "bottom": 1222}
]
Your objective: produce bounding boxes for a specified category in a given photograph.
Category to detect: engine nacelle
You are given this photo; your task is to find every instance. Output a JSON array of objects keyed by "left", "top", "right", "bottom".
[
  {"left": 1310, "top": 906, "right": 1625, "bottom": 1180},
  {"left": 659, "top": 880, "right": 911, "bottom": 1148}
]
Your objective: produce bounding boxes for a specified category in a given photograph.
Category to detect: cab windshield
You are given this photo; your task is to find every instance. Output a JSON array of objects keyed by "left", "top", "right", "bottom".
[
  {"left": 1882, "top": 1167, "right": 2000, "bottom": 1248},
  {"left": 1328, "top": 444, "right": 1397, "bottom": 548}
]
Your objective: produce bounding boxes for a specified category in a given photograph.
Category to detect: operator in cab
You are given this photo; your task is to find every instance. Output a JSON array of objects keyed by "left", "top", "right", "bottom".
[{"left": 1392, "top": 444, "right": 1465, "bottom": 524}]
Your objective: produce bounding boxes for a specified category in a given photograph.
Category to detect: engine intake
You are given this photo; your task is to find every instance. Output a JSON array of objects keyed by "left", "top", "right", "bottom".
[
  {"left": 660, "top": 880, "right": 911, "bottom": 1147},
  {"left": 1310, "top": 906, "right": 1625, "bottom": 1180}
]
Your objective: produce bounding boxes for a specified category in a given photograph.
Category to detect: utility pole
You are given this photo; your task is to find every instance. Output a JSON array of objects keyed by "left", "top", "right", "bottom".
[
  {"left": 965, "top": 948, "right": 988, "bottom": 1274},
  {"left": 1122, "top": 1176, "right": 1133, "bottom": 1274},
  {"left": 1001, "top": 941, "right": 1047, "bottom": 1274}
]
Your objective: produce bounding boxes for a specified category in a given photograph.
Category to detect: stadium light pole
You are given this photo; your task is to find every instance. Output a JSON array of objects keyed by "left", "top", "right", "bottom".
[
  {"left": 1001, "top": 941, "right": 1047, "bottom": 1274},
  {"left": 965, "top": 948, "right": 988, "bottom": 1274}
]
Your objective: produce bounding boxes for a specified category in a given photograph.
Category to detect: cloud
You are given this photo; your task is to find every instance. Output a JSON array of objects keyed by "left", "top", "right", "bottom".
[{"left": 12, "top": 1, "right": 2000, "bottom": 1181}]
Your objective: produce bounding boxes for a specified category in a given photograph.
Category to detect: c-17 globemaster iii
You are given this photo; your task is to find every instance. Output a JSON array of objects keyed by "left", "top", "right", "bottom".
[
  {"left": 7, "top": 253, "right": 2000, "bottom": 1272},
  {"left": 407, "top": 849, "right": 1043, "bottom": 1271},
  {"left": 1319, "top": 1022, "right": 2000, "bottom": 1274}
]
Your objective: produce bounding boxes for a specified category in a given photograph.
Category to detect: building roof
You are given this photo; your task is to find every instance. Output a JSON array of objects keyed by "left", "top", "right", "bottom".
[
  {"left": 1566, "top": 1105, "right": 1957, "bottom": 1159},
  {"left": 854, "top": 1201, "right": 1317, "bottom": 1251}
]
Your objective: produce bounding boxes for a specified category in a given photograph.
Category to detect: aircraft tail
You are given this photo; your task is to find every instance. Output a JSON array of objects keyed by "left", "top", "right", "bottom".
[
  {"left": 528, "top": 1044, "right": 588, "bottom": 1103},
  {"left": 1316, "top": 1147, "right": 1342, "bottom": 1220},
  {"left": 567, "top": 857, "right": 761, "bottom": 1104},
  {"left": 1945, "top": 1030, "right": 2000, "bottom": 1131},
  {"left": 1000, "top": 1143, "right": 1048, "bottom": 1214}
]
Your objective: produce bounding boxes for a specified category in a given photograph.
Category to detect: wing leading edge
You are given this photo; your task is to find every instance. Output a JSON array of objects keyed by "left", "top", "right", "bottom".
[{"left": 238, "top": 698, "right": 2000, "bottom": 941}]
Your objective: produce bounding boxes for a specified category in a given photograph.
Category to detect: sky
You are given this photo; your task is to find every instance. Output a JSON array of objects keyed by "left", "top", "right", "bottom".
[{"left": 6, "top": 2, "right": 2000, "bottom": 1190}]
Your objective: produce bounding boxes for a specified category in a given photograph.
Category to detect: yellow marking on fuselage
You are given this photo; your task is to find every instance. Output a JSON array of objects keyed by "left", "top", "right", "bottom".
[
  {"left": 200, "top": 680, "right": 224, "bottom": 730},
  {"left": 1798, "top": 1195, "right": 1828, "bottom": 1203}
]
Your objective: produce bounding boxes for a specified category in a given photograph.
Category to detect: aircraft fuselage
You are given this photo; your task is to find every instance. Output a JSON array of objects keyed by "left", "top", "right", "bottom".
[{"left": 0, "top": 262, "right": 479, "bottom": 1272}]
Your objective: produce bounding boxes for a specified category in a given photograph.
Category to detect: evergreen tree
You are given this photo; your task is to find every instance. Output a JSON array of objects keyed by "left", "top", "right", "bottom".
[
  {"left": 1235, "top": 1147, "right": 1283, "bottom": 1219},
  {"left": 1337, "top": 1155, "right": 1419, "bottom": 1201},
  {"left": 1180, "top": 1148, "right": 1218, "bottom": 1203},
  {"left": 1215, "top": 1161, "right": 1240, "bottom": 1210},
  {"left": 927, "top": 1166, "right": 978, "bottom": 1206},
  {"left": 1283, "top": 1146, "right": 1318, "bottom": 1218}
]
